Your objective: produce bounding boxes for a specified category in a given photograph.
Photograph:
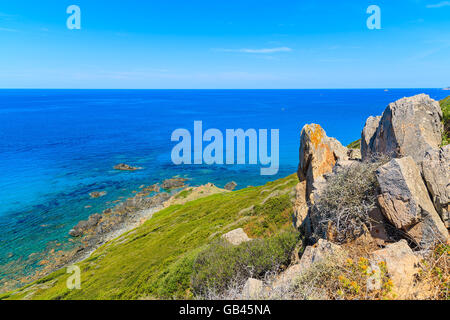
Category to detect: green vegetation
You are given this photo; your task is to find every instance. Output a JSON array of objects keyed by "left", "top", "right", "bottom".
[
  {"left": 347, "top": 139, "right": 361, "bottom": 149},
  {"left": 440, "top": 96, "right": 450, "bottom": 146},
  {"left": 3, "top": 174, "right": 299, "bottom": 300},
  {"left": 192, "top": 230, "right": 299, "bottom": 297}
]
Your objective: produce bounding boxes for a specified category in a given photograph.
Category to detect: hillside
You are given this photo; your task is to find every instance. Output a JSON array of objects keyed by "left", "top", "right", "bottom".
[{"left": 1, "top": 175, "right": 298, "bottom": 300}]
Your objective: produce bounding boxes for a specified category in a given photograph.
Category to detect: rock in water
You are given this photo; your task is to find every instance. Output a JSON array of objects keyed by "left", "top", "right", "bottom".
[
  {"left": 363, "top": 94, "right": 443, "bottom": 162},
  {"left": 224, "top": 181, "right": 237, "bottom": 191},
  {"left": 69, "top": 214, "right": 102, "bottom": 237},
  {"left": 376, "top": 157, "right": 448, "bottom": 247},
  {"left": 89, "top": 191, "right": 107, "bottom": 199},
  {"left": 420, "top": 145, "right": 450, "bottom": 228},
  {"left": 161, "top": 178, "right": 187, "bottom": 189},
  {"left": 221, "top": 228, "right": 251, "bottom": 245},
  {"left": 113, "top": 163, "right": 142, "bottom": 171}
]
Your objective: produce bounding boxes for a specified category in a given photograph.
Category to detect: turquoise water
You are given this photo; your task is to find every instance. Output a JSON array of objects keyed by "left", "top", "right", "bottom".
[{"left": 0, "top": 89, "right": 447, "bottom": 286}]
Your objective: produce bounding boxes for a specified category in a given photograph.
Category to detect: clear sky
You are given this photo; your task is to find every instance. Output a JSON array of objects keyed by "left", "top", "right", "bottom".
[{"left": 0, "top": 0, "right": 449, "bottom": 89}]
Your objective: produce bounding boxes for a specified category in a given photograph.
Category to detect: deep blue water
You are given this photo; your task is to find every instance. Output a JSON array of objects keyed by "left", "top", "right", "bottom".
[{"left": 0, "top": 89, "right": 448, "bottom": 286}]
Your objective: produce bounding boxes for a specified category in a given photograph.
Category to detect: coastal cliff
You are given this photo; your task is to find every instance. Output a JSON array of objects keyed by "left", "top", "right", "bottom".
[{"left": 2, "top": 94, "right": 449, "bottom": 301}]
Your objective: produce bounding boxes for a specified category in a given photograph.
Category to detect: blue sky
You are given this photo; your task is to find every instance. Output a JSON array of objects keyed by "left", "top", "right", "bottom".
[{"left": 0, "top": 0, "right": 449, "bottom": 88}]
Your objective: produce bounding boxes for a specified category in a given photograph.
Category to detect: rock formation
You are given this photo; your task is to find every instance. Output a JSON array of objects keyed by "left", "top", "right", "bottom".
[
  {"left": 420, "top": 145, "right": 450, "bottom": 228},
  {"left": 221, "top": 228, "right": 251, "bottom": 245},
  {"left": 376, "top": 157, "right": 448, "bottom": 247},
  {"left": 362, "top": 94, "right": 443, "bottom": 162}
]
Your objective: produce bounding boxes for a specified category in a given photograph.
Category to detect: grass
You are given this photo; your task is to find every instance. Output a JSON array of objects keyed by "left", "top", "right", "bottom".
[
  {"left": 347, "top": 139, "right": 361, "bottom": 149},
  {"left": 2, "top": 174, "right": 298, "bottom": 300},
  {"left": 441, "top": 96, "right": 450, "bottom": 146}
]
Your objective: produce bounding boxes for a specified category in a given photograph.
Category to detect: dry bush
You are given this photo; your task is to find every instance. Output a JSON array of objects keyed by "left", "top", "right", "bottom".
[
  {"left": 311, "top": 157, "right": 390, "bottom": 243},
  {"left": 416, "top": 244, "right": 449, "bottom": 300}
]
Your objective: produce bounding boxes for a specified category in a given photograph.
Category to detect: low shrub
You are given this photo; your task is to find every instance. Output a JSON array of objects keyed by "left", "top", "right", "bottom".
[
  {"left": 311, "top": 158, "right": 389, "bottom": 243},
  {"left": 245, "top": 194, "right": 294, "bottom": 237},
  {"left": 191, "top": 230, "right": 300, "bottom": 298}
]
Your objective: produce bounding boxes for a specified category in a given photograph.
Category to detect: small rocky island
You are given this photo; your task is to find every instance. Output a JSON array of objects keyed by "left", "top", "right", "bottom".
[{"left": 113, "top": 163, "right": 142, "bottom": 171}]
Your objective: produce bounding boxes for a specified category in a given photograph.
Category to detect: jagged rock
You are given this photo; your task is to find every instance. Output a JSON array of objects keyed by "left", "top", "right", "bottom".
[
  {"left": 273, "top": 239, "right": 342, "bottom": 288},
  {"left": 376, "top": 157, "right": 448, "bottom": 247},
  {"left": 69, "top": 214, "right": 102, "bottom": 237},
  {"left": 161, "top": 178, "right": 187, "bottom": 190},
  {"left": 224, "top": 181, "right": 237, "bottom": 191},
  {"left": 361, "top": 116, "right": 381, "bottom": 161},
  {"left": 221, "top": 228, "right": 251, "bottom": 245},
  {"left": 370, "top": 240, "right": 419, "bottom": 298},
  {"left": 113, "top": 163, "right": 142, "bottom": 171},
  {"left": 241, "top": 278, "right": 264, "bottom": 299},
  {"left": 298, "top": 124, "right": 348, "bottom": 198},
  {"left": 89, "top": 191, "right": 107, "bottom": 199},
  {"left": 293, "top": 181, "right": 308, "bottom": 229},
  {"left": 298, "top": 239, "right": 344, "bottom": 270},
  {"left": 368, "top": 207, "right": 390, "bottom": 245},
  {"left": 420, "top": 146, "right": 450, "bottom": 228},
  {"left": 347, "top": 148, "right": 362, "bottom": 160},
  {"left": 363, "top": 94, "right": 443, "bottom": 163}
]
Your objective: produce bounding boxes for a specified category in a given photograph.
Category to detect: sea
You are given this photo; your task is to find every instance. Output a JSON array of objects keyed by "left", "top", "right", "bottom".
[{"left": 0, "top": 89, "right": 447, "bottom": 289}]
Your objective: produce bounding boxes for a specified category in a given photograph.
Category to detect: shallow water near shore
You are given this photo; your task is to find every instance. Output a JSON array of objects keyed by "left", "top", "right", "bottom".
[{"left": 0, "top": 89, "right": 447, "bottom": 290}]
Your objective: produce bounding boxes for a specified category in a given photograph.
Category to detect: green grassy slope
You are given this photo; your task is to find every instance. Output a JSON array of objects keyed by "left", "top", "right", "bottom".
[
  {"left": 441, "top": 96, "right": 449, "bottom": 146},
  {"left": 1, "top": 174, "right": 298, "bottom": 300}
]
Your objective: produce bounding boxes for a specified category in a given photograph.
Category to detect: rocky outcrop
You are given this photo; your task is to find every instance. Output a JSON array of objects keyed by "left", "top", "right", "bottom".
[
  {"left": 222, "top": 228, "right": 251, "bottom": 245},
  {"left": 224, "top": 181, "right": 237, "bottom": 191},
  {"left": 89, "top": 191, "right": 107, "bottom": 199},
  {"left": 114, "top": 163, "right": 142, "bottom": 171},
  {"left": 420, "top": 146, "right": 450, "bottom": 228},
  {"left": 362, "top": 94, "right": 443, "bottom": 162},
  {"left": 273, "top": 239, "right": 342, "bottom": 289},
  {"left": 370, "top": 240, "right": 419, "bottom": 298},
  {"left": 376, "top": 157, "right": 448, "bottom": 247},
  {"left": 361, "top": 116, "right": 381, "bottom": 160},
  {"left": 294, "top": 124, "right": 349, "bottom": 229},
  {"left": 298, "top": 124, "right": 348, "bottom": 197},
  {"left": 161, "top": 178, "right": 188, "bottom": 190},
  {"left": 69, "top": 214, "right": 102, "bottom": 237},
  {"left": 347, "top": 148, "right": 361, "bottom": 160}
]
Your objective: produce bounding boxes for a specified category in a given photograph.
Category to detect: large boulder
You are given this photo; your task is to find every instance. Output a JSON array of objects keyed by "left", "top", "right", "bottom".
[
  {"left": 370, "top": 240, "right": 419, "bottom": 298},
  {"left": 293, "top": 181, "right": 308, "bottom": 229},
  {"left": 221, "top": 228, "right": 251, "bottom": 245},
  {"left": 272, "top": 239, "right": 342, "bottom": 290},
  {"left": 376, "top": 157, "right": 448, "bottom": 247},
  {"left": 420, "top": 146, "right": 450, "bottom": 228},
  {"left": 298, "top": 124, "right": 348, "bottom": 198},
  {"left": 361, "top": 116, "right": 381, "bottom": 161},
  {"left": 363, "top": 94, "right": 443, "bottom": 163}
]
